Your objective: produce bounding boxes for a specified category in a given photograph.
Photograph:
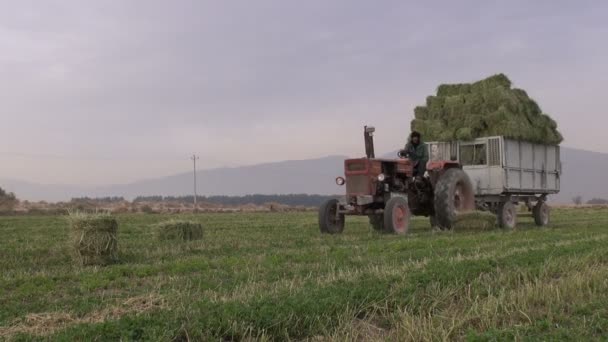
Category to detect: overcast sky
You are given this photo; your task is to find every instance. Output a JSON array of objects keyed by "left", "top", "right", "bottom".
[{"left": 1, "top": 0, "right": 607, "bottom": 185}]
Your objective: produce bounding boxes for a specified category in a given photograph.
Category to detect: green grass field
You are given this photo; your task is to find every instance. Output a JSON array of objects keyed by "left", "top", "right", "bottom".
[{"left": 1, "top": 208, "right": 608, "bottom": 341}]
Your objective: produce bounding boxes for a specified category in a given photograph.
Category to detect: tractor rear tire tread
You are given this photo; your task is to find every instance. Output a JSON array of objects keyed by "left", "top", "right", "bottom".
[
  {"left": 369, "top": 215, "right": 384, "bottom": 231},
  {"left": 433, "top": 168, "right": 474, "bottom": 230}
]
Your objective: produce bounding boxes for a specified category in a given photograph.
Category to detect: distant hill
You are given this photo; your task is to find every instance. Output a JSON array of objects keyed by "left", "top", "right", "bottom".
[
  {"left": 1, "top": 155, "right": 348, "bottom": 202},
  {"left": 1, "top": 147, "right": 607, "bottom": 204}
]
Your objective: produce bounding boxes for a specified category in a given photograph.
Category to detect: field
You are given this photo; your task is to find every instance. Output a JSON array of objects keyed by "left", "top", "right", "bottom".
[{"left": 1, "top": 208, "right": 608, "bottom": 341}]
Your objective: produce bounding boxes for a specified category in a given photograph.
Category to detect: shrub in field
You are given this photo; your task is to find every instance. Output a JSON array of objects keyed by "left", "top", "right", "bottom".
[
  {"left": 0, "top": 186, "right": 18, "bottom": 212},
  {"left": 155, "top": 220, "right": 203, "bottom": 241},
  {"left": 69, "top": 212, "right": 119, "bottom": 266}
]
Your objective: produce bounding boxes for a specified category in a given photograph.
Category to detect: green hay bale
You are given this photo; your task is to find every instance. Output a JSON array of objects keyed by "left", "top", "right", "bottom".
[
  {"left": 411, "top": 74, "right": 563, "bottom": 144},
  {"left": 453, "top": 211, "right": 497, "bottom": 231},
  {"left": 426, "top": 96, "right": 445, "bottom": 118},
  {"left": 69, "top": 212, "right": 118, "bottom": 266},
  {"left": 443, "top": 95, "right": 466, "bottom": 117},
  {"left": 437, "top": 83, "right": 472, "bottom": 97},
  {"left": 471, "top": 73, "right": 512, "bottom": 93},
  {"left": 411, "top": 118, "right": 446, "bottom": 141},
  {"left": 155, "top": 220, "right": 203, "bottom": 241},
  {"left": 414, "top": 106, "right": 429, "bottom": 120},
  {"left": 455, "top": 127, "right": 473, "bottom": 141}
]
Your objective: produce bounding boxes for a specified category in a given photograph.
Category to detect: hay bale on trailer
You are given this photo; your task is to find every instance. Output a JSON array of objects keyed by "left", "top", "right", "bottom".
[
  {"left": 155, "top": 220, "right": 203, "bottom": 241},
  {"left": 412, "top": 73, "right": 563, "bottom": 144},
  {"left": 69, "top": 212, "right": 118, "bottom": 266}
]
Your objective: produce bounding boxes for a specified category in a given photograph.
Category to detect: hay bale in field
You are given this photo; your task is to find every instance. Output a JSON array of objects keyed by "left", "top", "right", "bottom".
[
  {"left": 155, "top": 220, "right": 203, "bottom": 241},
  {"left": 69, "top": 212, "right": 118, "bottom": 266},
  {"left": 412, "top": 73, "right": 562, "bottom": 144},
  {"left": 453, "top": 211, "right": 497, "bottom": 231}
]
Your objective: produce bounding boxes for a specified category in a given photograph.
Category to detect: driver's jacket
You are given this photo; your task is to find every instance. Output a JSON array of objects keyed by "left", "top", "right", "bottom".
[{"left": 404, "top": 141, "right": 428, "bottom": 176}]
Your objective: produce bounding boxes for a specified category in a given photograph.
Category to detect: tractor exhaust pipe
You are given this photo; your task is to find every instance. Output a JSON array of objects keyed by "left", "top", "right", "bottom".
[{"left": 364, "top": 126, "right": 375, "bottom": 159}]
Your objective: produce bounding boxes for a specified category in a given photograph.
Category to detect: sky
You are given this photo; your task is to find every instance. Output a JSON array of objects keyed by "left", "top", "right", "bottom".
[{"left": 1, "top": 0, "right": 607, "bottom": 185}]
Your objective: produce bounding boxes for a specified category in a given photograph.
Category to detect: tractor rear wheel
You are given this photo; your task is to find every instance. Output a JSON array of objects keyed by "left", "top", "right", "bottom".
[
  {"left": 498, "top": 201, "right": 517, "bottom": 229},
  {"left": 429, "top": 215, "right": 447, "bottom": 230},
  {"left": 533, "top": 201, "right": 550, "bottom": 226},
  {"left": 368, "top": 215, "right": 384, "bottom": 231},
  {"left": 433, "top": 168, "right": 475, "bottom": 229},
  {"left": 319, "top": 199, "right": 345, "bottom": 234},
  {"left": 383, "top": 196, "right": 410, "bottom": 234}
]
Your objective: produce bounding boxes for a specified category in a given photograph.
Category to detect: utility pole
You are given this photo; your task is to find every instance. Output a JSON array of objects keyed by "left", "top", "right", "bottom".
[{"left": 191, "top": 154, "right": 199, "bottom": 212}]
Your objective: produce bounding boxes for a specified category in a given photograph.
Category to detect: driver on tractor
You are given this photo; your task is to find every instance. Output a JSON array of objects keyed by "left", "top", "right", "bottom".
[{"left": 399, "top": 131, "right": 428, "bottom": 177}]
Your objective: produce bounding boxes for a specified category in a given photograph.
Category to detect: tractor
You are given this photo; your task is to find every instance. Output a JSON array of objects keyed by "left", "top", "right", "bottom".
[{"left": 319, "top": 126, "right": 475, "bottom": 234}]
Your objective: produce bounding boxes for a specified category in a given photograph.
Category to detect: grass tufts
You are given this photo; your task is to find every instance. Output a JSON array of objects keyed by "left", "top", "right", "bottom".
[{"left": 154, "top": 219, "right": 203, "bottom": 241}]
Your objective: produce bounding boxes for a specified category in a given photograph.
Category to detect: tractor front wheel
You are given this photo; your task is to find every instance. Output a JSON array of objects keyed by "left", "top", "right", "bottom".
[
  {"left": 383, "top": 196, "right": 410, "bottom": 234},
  {"left": 319, "top": 199, "right": 345, "bottom": 234},
  {"left": 433, "top": 168, "right": 475, "bottom": 229},
  {"left": 533, "top": 201, "right": 550, "bottom": 226}
]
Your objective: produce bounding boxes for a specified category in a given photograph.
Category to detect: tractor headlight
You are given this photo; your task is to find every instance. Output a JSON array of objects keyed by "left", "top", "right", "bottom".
[
  {"left": 335, "top": 176, "right": 345, "bottom": 186},
  {"left": 377, "top": 173, "right": 386, "bottom": 182}
]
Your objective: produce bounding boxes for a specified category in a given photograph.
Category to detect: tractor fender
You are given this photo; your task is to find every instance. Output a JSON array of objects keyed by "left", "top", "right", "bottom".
[{"left": 426, "top": 160, "right": 461, "bottom": 171}]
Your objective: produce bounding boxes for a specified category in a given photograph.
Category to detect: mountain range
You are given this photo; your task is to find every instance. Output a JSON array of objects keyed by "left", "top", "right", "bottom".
[{"left": 1, "top": 147, "right": 606, "bottom": 204}]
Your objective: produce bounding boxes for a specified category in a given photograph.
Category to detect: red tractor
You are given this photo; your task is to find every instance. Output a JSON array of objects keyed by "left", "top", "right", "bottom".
[{"left": 319, "top": 126, "right": 475, "bottom": 234}]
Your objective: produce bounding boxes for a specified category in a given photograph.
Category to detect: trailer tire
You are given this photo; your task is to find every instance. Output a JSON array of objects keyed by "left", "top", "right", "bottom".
[
  {"left": 368, "top": 215, "right": 384, "bottom": 231},
  {"left": 498, "top": 201, "right": 517, "bottom": 229},
  {"left": 434, "top": 168, "right": 475, "bottom": 229},
  {"left": 384, "top": 196, "right": 410, "bottom": 235},
  {"left": 533, "top": 201, "right": 550, "bottom": 226},
  {"left": 319, "top": 199, "right": 345, "bottom": 234}
]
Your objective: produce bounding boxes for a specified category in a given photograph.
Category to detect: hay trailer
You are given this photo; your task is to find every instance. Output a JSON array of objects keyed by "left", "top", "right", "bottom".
[{"left": 427, "top": 136, "right": 561, "bottom": 229}]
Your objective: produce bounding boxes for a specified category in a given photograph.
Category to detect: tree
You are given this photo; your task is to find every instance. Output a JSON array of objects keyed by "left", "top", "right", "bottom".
[
  {"left": 572, "top": 195, "right": 583, "bottom": 206},
  {"left": 587, "top": 198, "right": 608, "bottom": 205},
  {"left": 0, "top": 187, "right": 18, "bottom": 212}
]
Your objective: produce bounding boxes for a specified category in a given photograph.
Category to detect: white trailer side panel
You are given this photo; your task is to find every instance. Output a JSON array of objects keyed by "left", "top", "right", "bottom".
[
  {"left": 503, "top": 139, "right": 560, "bottom": 194},
  {"left": 428, "top": 136, "right": 560, "bottom": 196}
]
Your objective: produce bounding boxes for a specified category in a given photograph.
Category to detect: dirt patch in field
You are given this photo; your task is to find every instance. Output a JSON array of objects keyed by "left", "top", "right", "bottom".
[{"left": 0, "top": 293, "right": 166, "bottom": 338}]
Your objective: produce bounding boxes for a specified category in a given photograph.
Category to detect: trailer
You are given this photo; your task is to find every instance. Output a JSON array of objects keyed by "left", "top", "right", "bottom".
[{"left": 427, "top": 136, "right": 561, "bottom": 229}]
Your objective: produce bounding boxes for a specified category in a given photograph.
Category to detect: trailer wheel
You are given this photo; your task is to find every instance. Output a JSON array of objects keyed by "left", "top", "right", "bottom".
[
  {"left": 319, "top": 199, "right": 345, "bottom": 234},
  {"left": 368, "top": 215, "right": 384, "bottom": 231},
  {"left": 498, "top": 201, "right": 517, "bottom": 229},
  {"left": 434, "top": 168, "right": 475, "bottom": 229},
  {"left": 384, "top": 196, "right": 410, "bottom": 234},
  {"left": 533, "top": 201, "right": 550, "bottom": 226}
]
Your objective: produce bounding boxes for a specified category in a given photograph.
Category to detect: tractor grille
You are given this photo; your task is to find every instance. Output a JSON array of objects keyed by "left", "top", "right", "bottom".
[{"left": 346, "top": 175, "right": 370, "bottom": 195}]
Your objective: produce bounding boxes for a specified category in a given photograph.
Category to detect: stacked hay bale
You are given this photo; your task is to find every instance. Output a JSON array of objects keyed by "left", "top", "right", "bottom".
[
  {"left": 411, "top": 74, "right": 563, "bottom": 144},
  {"left": 69, "top": 212, "right": 119, "bottom": 266},
  {"left": 155, "top": 220, "right": 203, "bottom": 241}
]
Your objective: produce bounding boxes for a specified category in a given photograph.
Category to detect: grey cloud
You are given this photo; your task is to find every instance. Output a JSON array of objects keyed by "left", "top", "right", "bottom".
[{"left": 0, "top": 0, "right": 607, "bottom": 185}]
